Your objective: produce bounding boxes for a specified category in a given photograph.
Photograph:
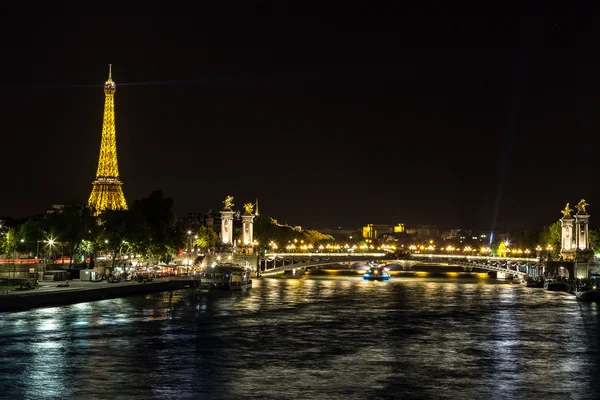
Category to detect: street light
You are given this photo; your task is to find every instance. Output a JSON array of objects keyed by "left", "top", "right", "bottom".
[{"left": 46, "top": 238, "right": 56, "bottom": 262}]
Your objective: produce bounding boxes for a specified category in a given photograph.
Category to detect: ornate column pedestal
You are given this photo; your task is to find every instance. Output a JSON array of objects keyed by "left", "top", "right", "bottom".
[
  {"left": 220, "top": 210, "right": 234, "bottom": 245},
  {"left": 242, "top": 213, "right": 255, "bottom": 246},
  {"left": 220, "top": 195, "right": 235, "bottom": 246},
  {"left": 575, "top": 213, "right": 590, "bottom": 251},
  {"left": 560, "top": 216, "right": 575, "bottom": 261}
]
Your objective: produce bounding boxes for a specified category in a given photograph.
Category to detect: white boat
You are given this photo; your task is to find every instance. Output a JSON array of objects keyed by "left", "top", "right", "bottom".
[{"left": 199, "top": 263, "right": 253, "bottom": 290}]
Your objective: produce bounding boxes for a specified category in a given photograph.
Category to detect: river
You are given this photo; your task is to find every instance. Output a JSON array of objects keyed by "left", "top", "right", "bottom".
[{"left": 1, "top": 276, "right": 599, "bottom": 399}]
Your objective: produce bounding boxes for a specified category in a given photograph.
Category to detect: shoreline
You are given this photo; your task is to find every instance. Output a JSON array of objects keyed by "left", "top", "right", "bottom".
[{"left": 0, "top": 279, "right": 198, "bottom": 313}]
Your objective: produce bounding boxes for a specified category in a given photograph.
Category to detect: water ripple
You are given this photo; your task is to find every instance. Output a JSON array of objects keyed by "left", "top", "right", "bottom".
[{"left": 0, "top": 278, "right": 599, "bottom": 399}]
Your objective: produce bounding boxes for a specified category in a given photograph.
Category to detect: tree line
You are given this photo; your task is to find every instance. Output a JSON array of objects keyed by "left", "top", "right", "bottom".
[
  {"left": 0, "top": 190, "right": 339, "bottom": 268},
  {"left": 0, "top": 190, "right": 180, "bottom": 268}
]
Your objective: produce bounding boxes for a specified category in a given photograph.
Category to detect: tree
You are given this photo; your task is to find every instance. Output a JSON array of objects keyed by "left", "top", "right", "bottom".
[
  {"left": 132, "top": 190, "right": 177, "bottom": 264},
  {"left": 496, "top": 241, "right": 507, "bottom": 257},
  {"left": 253, "top": 215, "right": 305, "bottom": 251},
  {"left": 539, "top": 221, "right": 561, "bottom": 258},
  {"left": 101, "top": 208, "right": 149, "bottom": 268},
  {"left": 18, "top": 219, "right": 46, "bottom": 258},
  {"left": 512, "top": 228, "right": 541, "bottom": 250},
  {"left": 47, "top": 205, "right": 97, "bottom": 268},
  {"left": 3, "top": 228, "right": 21, "bottom": 278},
  {"left": 193, "top": 226, "right": 218, "bottom": 253},
  {"left": 589, "top": 229, "right": 600, "bottom": 252},
  {"left": 303, "top": 230, "right": 334, "bottom": 244}
]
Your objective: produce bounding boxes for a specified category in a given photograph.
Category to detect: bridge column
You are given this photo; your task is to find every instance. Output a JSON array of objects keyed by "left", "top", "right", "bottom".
[
  {"left": 575, "top": 212, "right": 591, "bottom": 250},
  {"left": 220, "top": 209, "right": 234, "bottom": 245},
  {"left": 242, "top": 211, "right": 255, "bottom": 246}
]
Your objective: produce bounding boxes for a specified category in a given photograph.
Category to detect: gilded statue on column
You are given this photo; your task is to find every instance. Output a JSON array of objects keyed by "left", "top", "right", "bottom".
[
  {"left": 561, "top": 203, "right": 572, "bottom": 218},
  {"left": 576, "top": 199, "right": 589, "bottom": 214},
  {"left": 244, "top": 202, "right": 254, "bottom": 215},
  {"left": 223, "top": 195, "right": 234, "bottom": 210}
]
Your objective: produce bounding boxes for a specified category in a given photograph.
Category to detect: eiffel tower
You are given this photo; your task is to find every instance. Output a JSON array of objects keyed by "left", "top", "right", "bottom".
[{"left": 88, "top": 65, "right": 128, "bottom": 215}]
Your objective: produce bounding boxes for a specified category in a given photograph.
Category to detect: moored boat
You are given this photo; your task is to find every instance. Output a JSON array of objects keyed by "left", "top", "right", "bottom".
[
  {"left": 522, "top": 278, "right": 544, "bottom": 288},
  {"left": 576, "top": 288, "right": 600, "bottom": 302},
  {"left": 544, "top": 279, "right": 569, "bottom": 292},
  {"left": 199, "top": 263, "right": 252, "bottom": 290}
]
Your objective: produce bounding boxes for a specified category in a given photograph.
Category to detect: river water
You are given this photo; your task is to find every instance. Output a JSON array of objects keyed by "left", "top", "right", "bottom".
[{"left": 1, "top": 277, "right": 599, "bottom": 400}]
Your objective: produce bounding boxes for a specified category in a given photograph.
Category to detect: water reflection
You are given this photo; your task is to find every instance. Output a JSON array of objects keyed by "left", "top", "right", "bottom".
[{"left": 1, "top": 278, "right": 600, "bottom": 399}]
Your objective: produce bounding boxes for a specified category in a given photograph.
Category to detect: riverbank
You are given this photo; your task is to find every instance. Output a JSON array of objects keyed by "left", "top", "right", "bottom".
[{"left": 0, "top": 278, "right": 199, "bottom": 312}]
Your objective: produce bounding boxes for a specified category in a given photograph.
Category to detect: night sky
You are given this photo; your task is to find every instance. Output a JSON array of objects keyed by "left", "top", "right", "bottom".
[{"left": 1, "top": 4, "right": 598, "bottom": 232}]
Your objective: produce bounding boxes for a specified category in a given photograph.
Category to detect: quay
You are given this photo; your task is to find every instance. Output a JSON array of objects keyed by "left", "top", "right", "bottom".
[{"left": 0, "top": 277, "right": 200, "bottom": 312}]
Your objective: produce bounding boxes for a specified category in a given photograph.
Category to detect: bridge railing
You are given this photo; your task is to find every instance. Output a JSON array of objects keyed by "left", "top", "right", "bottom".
[
  {"left": 453, "top": 260, "right": 530, "bottom": 276},
  {"left": 263, "top": 253, "right": 387, "bottom": 258},
  {"left": 410, "top": 253, "right": 539, "bottom": 262}
]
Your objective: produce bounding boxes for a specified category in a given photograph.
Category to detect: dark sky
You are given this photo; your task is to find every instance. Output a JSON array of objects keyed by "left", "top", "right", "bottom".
[{"left": 1, "top": 4, "right": 598, "bottom": 232}]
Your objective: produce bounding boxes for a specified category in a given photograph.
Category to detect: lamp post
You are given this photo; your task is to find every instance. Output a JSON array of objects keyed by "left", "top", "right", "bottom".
[
  {"left": 186, "top": 230, "right": 192, "bottom": 273},
  {"left": 47, "top": 238, "right": 56, "bottom": 263}
]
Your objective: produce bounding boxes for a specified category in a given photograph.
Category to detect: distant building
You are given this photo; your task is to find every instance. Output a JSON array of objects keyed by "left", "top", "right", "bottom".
[
  {"left": 415, "top": 225, "right": 439, "bottom": 238},
  {"left": 362, "top": 223, "right": 409, "bottom": 239},
  {"left": 441, "top": 229, "right": 492, "bottom": 244},
  {"left": 176, "top": 210, "right": 222, "bottom": 234},
  {"left": 393, "top": 223, "right": 405, "bottom": 233},
  {"left": 320, "top": 227, "right": 357, "bottom": 236},
  {"left": 46, "top": 205, "right": 64, "bottom": 215}
]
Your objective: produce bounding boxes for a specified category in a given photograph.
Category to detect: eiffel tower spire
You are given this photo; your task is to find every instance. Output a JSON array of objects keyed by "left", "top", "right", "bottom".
[{"left": 88, "top": 65, "right": 127, "bottom": 215}]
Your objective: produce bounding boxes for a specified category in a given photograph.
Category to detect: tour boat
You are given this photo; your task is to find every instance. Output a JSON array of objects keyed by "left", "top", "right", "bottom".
[
  {"left": 363, "top": 265, "right": 390, "bottom": 281},
  {"left": 199, "top": 263, "right": 253, "bottom": 290}
]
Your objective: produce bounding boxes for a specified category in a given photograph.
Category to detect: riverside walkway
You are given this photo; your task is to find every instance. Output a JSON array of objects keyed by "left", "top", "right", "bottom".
[{"left": 0, "top": 277, "right": 200, "bottom": 312}]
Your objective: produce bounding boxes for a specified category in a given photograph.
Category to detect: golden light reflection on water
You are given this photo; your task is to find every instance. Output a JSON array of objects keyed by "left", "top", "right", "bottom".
[{"left": 2, "top": 276, "right": 600, "bottom": 399}]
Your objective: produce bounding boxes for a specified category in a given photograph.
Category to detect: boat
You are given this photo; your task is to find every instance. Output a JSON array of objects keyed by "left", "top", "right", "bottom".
[
  {"left": 199, "top": 263, "right": 252, "bottom": 290},
  {"left": 544, "top": 279, "right": 569, "bottom": 292},
  {"left": 522, "top": 277, "right": 544, "bottom": 288},
  {"left": 363, "top": 265, "right": 390, "bottom": 281},
  {"left": 576, "top": 288, "right": 600, "bottom": 302}
]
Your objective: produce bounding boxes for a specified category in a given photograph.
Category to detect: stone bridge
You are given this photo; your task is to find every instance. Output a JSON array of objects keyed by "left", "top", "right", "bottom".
[{"left": 259, "top": 253, "right": 542, "bottom": 278}]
